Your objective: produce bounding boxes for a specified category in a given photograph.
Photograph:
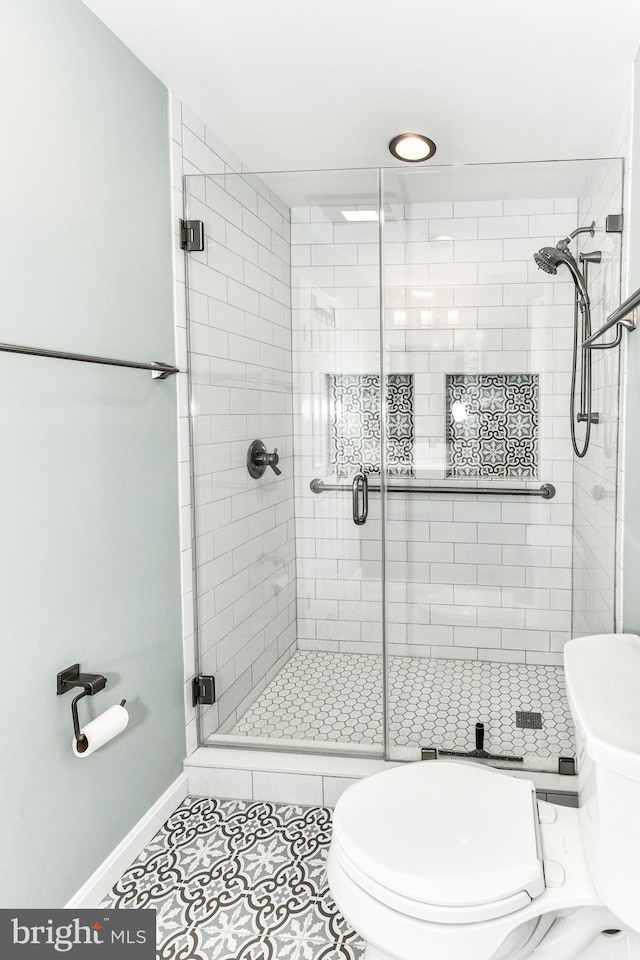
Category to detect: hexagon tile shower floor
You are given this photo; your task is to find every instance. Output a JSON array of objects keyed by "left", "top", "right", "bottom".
[{"left": 230, "top": 652, "right": 575, "bottom": 767}]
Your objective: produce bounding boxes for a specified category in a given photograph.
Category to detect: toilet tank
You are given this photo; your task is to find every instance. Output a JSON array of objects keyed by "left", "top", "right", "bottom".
[{"left": 564, "top": 633, "right": 640, "bottom": 933}]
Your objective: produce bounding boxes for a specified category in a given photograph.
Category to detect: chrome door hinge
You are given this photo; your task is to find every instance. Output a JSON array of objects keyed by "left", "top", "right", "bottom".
[
  {"left": 180, "top": 219, "right": 205, "bottom": 251},
  {"left": 192, "top": 675, "right": 216, "bottom": 707}
]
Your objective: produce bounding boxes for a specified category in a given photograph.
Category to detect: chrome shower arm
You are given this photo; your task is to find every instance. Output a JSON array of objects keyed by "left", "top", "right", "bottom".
[{"left": 557, "top": 220, "right": 596, "bottom": 251}]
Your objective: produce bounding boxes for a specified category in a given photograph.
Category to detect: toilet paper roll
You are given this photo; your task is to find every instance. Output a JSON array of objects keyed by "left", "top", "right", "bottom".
[{"left": 72, "top": 704, "right": 129, "bottom": 758}]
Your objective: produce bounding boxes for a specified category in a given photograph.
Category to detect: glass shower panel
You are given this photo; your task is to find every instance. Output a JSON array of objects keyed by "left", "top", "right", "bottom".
[
  {"left": 381, "top": 159, "right": 623, "bottom": 771},
  {"left": 185, "top": 168, "right": 385, "bottom": 755},
  {"left": 572, "top": 158, "right": 625, "bottom": 636}
]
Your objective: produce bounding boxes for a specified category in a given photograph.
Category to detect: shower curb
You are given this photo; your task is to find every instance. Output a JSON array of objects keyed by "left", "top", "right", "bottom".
[{"left": 183, "top": 747, "right": 574, "bottom": 806}]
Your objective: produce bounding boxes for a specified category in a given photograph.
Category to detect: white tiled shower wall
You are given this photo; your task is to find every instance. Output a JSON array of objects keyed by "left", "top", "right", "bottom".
[
  {"left": 169, "top": 95, "right": 297, "bottom": 747},
  {"left": 292, "top": 200, "right": 578, "bottom": 664}
]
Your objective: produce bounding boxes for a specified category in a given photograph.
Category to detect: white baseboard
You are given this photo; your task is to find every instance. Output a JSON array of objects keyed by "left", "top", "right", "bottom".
[{"left": 65, "top": 774, "right": 188, "bottom": 908}]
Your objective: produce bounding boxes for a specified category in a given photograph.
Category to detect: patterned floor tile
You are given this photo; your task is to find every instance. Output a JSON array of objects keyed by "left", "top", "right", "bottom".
[
  {"left": 103, "top": 797, "right": 365, "bottom": 960},
  {"left": 195, "top": 901, "right": 269, "bottom": 957},
  {"left": 230, "top": 651, "right": 575, "bottom": 772}
]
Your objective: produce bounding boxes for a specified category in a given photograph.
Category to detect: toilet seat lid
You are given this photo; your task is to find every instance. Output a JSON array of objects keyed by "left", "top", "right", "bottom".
[{"left": 332, "top": 761, "right": 545, "bottom": 912}]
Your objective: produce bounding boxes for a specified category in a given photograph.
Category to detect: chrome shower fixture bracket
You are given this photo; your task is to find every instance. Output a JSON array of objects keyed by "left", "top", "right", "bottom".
[{"left": 606, "top": 213, "right": 623, "bottom": 234}]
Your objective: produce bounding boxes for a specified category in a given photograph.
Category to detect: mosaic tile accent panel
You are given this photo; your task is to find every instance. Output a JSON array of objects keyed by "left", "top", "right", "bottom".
[
  {"left": 230, "top": 651, "right": 575, "bottom": 770},
  {"left": 328, "top": 374, "right": 414, "bottom": 477},
  {"left": 102, "top": 797, "right": 364, "bottom": 960},
  {"left": 446, "top": 373, "right": 539, "bottom": 479}
]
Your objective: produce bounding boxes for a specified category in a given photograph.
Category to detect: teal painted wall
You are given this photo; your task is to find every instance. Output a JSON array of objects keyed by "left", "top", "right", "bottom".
[{"left": 0, "top": 0, "right": 183, "bottom": 905}]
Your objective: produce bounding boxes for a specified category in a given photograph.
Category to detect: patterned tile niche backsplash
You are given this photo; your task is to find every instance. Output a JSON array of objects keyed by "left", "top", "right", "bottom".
[
  {"left": 328, "top": 374, "right": 414, "bottom": 477},
  {"left": 446, "top": 373, "right": 539, "bottom": 479}
]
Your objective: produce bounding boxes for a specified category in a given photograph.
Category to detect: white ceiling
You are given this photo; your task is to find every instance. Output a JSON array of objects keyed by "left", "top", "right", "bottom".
[{"left": 81, "top": 0, "right": 640, "bottom": 173}]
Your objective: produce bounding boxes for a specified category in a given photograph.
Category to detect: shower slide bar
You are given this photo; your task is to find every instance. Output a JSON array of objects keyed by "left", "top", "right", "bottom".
[
  {"left": 0, "top": 341, "right": 179, "bottom": 379},
  {"left": 582, "top": 284, "right": 640, "bottom": 349},
  {"left": 310, "top": 479, "right": 556, "bottom": 499}
]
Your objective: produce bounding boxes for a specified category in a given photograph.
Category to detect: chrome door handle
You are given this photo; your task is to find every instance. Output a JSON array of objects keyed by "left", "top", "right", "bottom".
[{"left": 352, "top": 471, "right": 368, "bottom": 525}]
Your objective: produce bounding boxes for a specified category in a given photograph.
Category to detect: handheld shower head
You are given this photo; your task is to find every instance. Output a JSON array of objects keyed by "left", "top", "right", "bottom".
[
  {"left": 533, "top": 245, "right": 590, "bottom": 306},
  {"left": 534, "top": 247, "right": 561, "bottom": 275}
]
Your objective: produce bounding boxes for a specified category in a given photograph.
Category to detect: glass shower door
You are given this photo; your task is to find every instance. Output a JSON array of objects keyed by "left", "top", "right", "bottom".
[{"left": 185, "top": 167, "right": 386, "bottom": 755}]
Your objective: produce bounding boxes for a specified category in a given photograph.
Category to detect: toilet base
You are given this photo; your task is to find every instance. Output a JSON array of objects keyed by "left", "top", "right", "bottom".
[
  {"left": 361, "top": 930, "right": 640, "bottom": 960},
  {"left": 327, "top": 849, "right": 539, "bottom": 960},
  {"left": 328, "top": 848, "right": 637, "bottom": 960}
]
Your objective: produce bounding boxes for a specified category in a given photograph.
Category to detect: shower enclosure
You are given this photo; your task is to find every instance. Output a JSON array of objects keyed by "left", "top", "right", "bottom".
[{"left": 184, "top": 157, "right": 624, "bottom": 774}]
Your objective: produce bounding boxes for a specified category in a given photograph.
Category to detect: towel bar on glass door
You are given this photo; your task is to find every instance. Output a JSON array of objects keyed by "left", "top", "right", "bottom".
[
  {"left": 310, "top": 479, "right": 556, "bottom": 499},
  {"left": 0, "top": 341, "right": 180, "bottom": 379}
]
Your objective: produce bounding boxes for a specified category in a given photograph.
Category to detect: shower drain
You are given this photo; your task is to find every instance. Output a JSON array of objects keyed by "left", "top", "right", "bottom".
[{"left": 516, "top": 711, "right": 543, "bottom": 729}]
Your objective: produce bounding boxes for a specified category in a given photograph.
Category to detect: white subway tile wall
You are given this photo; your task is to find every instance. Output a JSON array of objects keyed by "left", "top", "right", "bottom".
[
  {"left": 291, "top": 198, "right": 577, "bottom": 665},
  {"left": 171, "top": 95, "right": 297, "bottom": 745}
]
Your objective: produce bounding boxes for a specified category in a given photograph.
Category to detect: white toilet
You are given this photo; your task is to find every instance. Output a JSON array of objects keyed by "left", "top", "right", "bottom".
[{"left": 328, "top": 633, "right": 640, "bottom": 960}]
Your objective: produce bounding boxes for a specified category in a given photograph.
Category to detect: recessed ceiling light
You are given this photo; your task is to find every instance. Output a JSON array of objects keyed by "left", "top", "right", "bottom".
[
  {"left": 389, "top": 133, "right": 437, "bottom": 163},
  {"left": 341, "top": 210, "right": 378, "bottom": 222}
]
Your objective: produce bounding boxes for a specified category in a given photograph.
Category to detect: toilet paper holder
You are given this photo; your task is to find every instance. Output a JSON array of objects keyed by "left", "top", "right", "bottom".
[{"left": 57, "top": 663, "right": 126, "bottom": 750}]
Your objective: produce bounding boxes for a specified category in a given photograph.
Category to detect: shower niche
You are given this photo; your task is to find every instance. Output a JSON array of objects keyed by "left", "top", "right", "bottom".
[
  {"left": 445, "top": 373, "right": 539, "bottom": 479},
  {"left": 184, "top": 158, "right": 624, "bottom": 772},
  {"left": 327, "top": 373, "right": 415, "bottom": 478}
]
